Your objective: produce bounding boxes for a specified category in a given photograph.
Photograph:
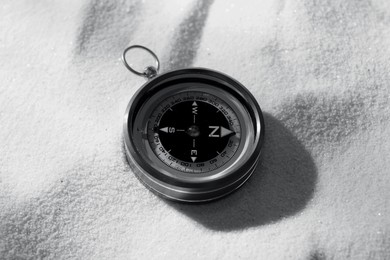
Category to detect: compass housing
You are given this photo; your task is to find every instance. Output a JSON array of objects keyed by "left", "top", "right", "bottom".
[{"left": 123, "top": 68, "right": 265, "bottom": 202}]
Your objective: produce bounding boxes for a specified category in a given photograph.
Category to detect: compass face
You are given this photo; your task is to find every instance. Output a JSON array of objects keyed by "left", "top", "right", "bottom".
[{"left": 147, "top": 91, "right": 241, "bottom": 173}]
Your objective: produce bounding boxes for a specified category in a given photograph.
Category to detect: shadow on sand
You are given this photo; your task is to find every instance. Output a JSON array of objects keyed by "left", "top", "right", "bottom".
[{"left": 167, "top": 113, "right": 317, "bottom": 231}]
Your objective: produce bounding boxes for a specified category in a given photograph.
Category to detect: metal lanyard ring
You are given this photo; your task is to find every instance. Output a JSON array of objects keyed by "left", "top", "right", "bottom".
[{"left": 122, "top": 45, "right": 160, "bottom": 79}]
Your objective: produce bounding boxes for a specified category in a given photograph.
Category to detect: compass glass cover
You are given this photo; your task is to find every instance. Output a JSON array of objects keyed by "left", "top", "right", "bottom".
[{"left": 124, "top": 69, "right": 264, "bottom": 202}]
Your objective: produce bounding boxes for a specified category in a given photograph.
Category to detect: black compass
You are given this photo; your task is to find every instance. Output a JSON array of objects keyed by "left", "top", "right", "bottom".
[{"left": 122, "top": 45, "right": 265, "bottom": 202}]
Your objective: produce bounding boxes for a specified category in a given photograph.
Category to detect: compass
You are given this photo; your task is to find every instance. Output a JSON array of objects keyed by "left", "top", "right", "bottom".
[{"left": 122, "top": 45, "right": 265, "bottom": 202}]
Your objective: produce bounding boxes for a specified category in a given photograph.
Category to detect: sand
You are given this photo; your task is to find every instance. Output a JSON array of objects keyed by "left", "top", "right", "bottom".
[{"left": 0, "top": 0, "right": 389, "bottom": 259}]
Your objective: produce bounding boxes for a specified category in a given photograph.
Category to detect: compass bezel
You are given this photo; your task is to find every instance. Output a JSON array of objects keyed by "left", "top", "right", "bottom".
[{"left": 123, "top": 68, "right": 265, "bottom": 202}]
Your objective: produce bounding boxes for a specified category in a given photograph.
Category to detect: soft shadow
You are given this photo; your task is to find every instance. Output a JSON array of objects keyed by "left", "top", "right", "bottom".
[
  {"left": 167, "top": 113, "right": 317, "bottom": 231},
  {"left": 74, "top": 0, "right": 142, "bottom": 57},
  {"left": 164, "top": 0, "right": 215, "bottom": 70}
]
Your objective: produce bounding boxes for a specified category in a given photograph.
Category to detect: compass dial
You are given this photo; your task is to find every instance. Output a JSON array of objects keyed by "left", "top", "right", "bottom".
[{"left": 148, "top": 92, "right": 241, "bottom": 173}]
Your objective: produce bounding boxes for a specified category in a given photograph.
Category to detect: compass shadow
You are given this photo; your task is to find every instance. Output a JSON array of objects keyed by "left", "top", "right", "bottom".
[{"left": 167, "top": 113, "right": 317, "bottom": 231}]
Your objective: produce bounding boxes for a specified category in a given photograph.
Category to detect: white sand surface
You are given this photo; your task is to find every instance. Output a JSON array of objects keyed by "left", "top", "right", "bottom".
[{"left": 1, "top": 0, "right": 389, "bottom": 259}]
